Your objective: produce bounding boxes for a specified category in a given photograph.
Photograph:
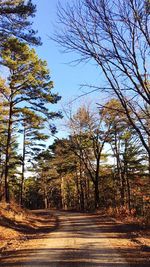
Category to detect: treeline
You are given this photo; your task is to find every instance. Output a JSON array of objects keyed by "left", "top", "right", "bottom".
[
  {"left": 25, "top": 103, "right": 149, "bottom": 218},
  {"left": 0, "top": 1, "right": 61, "bottom": 204}
]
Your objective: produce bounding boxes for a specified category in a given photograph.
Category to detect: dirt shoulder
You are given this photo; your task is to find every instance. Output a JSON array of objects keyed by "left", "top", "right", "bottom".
[
  {"left": 111, "top": 216, "right": 150, "bottom": 250},
  {"left": 95, "top": 209, "right": 150, "bottom": 250},
  {"left": 0, "top": 203, "right": 58, "bottom": 253}
]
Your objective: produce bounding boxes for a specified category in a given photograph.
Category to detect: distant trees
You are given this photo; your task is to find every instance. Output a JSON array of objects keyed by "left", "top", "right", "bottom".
[
  {"left": 69, "top": 106, "right": 110, "bottom": 208},
  {"left": 50, "top": 138, "right": 83, "bottom": 210},
  {"left": 19, "top": 111, "right": 49, "bottom": 206},
  {"left": 33, "top": 148, "right": 61, "bottom": 209},
  {"left": 54, "top": 0, "right": 150, "bottom": 156},
  {"left": 102, "top": 99, "right": 147, "bottom": 210},
  {"left": 31, "top": 102, "right": 149, "bottom": 215}
]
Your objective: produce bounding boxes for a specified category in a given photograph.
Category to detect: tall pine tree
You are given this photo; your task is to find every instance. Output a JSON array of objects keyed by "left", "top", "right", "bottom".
[{"left": 0, "top": 38, "right": 61, "bottom": 202}]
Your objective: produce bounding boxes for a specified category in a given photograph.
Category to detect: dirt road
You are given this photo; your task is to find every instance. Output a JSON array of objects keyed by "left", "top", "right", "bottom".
[{"left": 0, "top": 211, "right": 149, "bottom": 266}]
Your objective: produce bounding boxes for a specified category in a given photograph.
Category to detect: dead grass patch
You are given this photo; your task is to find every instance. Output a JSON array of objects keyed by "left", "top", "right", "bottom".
[{"left": 0, "top": 202, "right": 57, "bottom": 253}]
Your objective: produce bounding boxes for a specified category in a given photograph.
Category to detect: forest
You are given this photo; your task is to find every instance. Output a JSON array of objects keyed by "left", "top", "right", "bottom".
[{"left": 0, "top": 0, "right": 149, "bottom": 225}]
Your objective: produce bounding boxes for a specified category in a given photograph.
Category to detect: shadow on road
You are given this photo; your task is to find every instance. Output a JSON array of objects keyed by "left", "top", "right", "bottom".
[
  {"left": 0, "top": 247, "right": 149, "bottom": 267},
  {"left": 0, "top": 211, "right": 149, "bottom": 267}
]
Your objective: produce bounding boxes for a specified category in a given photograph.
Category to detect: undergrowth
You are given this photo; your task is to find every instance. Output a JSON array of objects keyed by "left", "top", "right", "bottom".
[{"left": 106, "top": 206, "right": 150, "bottom": 226}]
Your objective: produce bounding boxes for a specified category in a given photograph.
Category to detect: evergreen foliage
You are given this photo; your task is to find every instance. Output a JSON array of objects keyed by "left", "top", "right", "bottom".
[
  {"left": 0, "top": 38, "right": 61, "bottom": 202},
  {"left": 0, "top": 0, "right": 41, "bottom": 45}
]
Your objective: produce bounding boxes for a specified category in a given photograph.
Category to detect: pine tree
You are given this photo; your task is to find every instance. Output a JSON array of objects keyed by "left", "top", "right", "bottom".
[
  {"left": 33, "top": 149, "right": 59, "bottom": 209},
  {"left": 0, "top": 0, "right": 41, "bottom": 46},
  {"left": 102, "top": 98, "right": 147, "bottom": 210},
  {"left": 0, "top": 38, "right": 61, "bottom": 202},
  {"left": 19, "top": 109, "right": 49, "bottom": 206}
]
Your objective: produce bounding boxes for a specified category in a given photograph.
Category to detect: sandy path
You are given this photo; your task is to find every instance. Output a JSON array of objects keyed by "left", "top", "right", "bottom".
[{"left": 0, "top": 211, "right": 149, "bottom": 266}]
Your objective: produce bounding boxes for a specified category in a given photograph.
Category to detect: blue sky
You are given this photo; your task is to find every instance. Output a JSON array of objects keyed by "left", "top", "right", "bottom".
[
  {"left": 32, "top": 0, "right": 104, "bottom": 107},
  {"left": 31, "top": 0, "right": 107, "bottom": 140}
]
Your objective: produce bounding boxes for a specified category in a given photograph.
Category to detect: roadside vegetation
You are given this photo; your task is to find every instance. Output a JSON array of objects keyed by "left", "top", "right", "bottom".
[{"left": 0, "top": 202, "right": 56, "bottom": 252}]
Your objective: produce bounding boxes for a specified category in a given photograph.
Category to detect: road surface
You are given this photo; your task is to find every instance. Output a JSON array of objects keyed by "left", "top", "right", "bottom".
[{"left": 0, "top": 211, "right": 149, "bottom": 266}]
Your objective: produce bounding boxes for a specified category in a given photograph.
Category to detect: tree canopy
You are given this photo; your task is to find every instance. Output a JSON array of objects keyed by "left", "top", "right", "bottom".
[
  {"left": 0, "top": 0, "right": 41, "bottom": 46},
  {"left": 54, "top": 0, "right": 150, "bottom": 155}
]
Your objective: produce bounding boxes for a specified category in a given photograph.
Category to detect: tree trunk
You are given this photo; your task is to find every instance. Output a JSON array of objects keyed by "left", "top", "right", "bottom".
[
  {"left": 84, "top": 174, "right": 90, "bottom": 210},
  {"left": 20, "top": 126, "right": 26, "bottom": 207},
  {"left": 126, "top": 176, "right": 131, "bottom": 212},
  {"left": 148, "top": 135, "right": 150, "bottom": 181},
  {"left": 75, "top": 167, "right": 81, "bottom": 211},
  {"left": 94, "top": 157, "right": 100, "bottom": 209},
  {"left": 80, "top": 179, "right": 84, "bottom": 211},
  {"left": 79, "top": 146, "right": 84, "bottom": 211},
  {"left": 44, "top": 184, "right": 48, "bottom": 209},
  {"left": 94, "top": 177, "right": 100, "bottom": 209},
  {"left": 61, "top": 176, "right": 66, "bottom": 209},
  {"left": 4, "top": 102, "right": 13, "bottom": 203},
  {"left": 0, "top": 167, "right": 4, "bottom": 201},
  {"left": 114, "top": 130, "right": 125, "bottom": 206},
  {"left": 120, "top": 173, "right": 126, "bottom": 206}
]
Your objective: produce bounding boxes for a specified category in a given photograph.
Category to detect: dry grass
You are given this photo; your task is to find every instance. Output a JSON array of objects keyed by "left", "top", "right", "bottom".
[
  {"left": 0, "top": 202, "right": 56, "bottom": 252},
  {"left": 102, "top": 207, "right": 150, "bottom": 249},
  {"left": 0, "top": 202, "right": 26, "bottom": 251}
]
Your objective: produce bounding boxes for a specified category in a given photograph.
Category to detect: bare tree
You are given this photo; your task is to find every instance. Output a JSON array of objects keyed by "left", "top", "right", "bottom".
[
  {"left": 53, "top": 0, "right": 150, "bottom": 156},
  {"left": 68, "top": 105, "right": 111, "bottom": 208}
]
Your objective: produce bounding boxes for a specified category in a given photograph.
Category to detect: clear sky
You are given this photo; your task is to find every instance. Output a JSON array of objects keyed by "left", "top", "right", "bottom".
[
  {"left": 32, "top": 0, "right": 106, "bottom": 139},
  {"left": 32, "top": 1, "right": 103, "bottom": 103}
]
